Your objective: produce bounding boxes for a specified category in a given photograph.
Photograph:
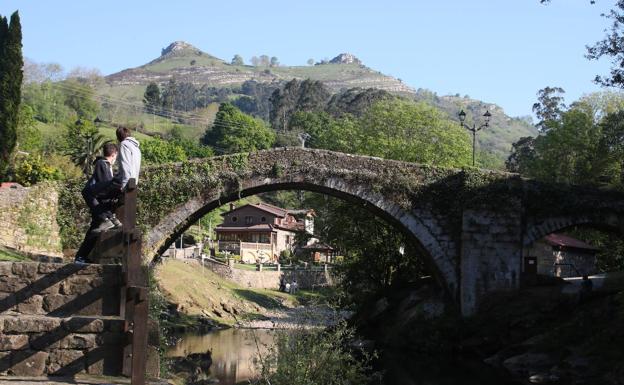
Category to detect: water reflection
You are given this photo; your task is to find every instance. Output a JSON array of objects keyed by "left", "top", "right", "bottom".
[
  {"left": 168, "top": 329, "right": 518, "bottom": 385},
  {"left": 167, "top": 328, "right": 275, "bottom": 385}
]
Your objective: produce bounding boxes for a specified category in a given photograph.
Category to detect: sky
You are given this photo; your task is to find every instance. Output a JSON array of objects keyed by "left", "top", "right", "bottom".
[{"left": 0, "top": 0, "right": 617, "bottom": 117}]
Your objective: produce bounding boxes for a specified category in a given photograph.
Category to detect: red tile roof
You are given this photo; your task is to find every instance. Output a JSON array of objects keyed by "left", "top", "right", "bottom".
[{"left": 544, "top": 234, "right": 599, "bottom": 251}]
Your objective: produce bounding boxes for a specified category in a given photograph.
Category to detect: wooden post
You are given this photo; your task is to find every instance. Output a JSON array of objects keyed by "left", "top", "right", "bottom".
[{"left": 118, "top": 179, "right": 148, "bottom": 385}]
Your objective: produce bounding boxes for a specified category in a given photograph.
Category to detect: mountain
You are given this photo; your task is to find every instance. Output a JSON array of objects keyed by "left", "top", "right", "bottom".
[
  {"left": 99, "top": 41, "right": 537, "bottom": 166},
  {"left": 105, "top": 41, "right": 413, "bottom": 94}
]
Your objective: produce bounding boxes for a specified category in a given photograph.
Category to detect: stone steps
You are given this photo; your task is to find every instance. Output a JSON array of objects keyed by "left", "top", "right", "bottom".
[{"left": 0, "top": 262, "right": 122, "bottom": 317}]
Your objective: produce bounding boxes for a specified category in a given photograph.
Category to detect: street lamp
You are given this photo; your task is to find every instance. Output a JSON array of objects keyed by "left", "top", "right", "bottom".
[{"left": 458, "top": 109, "right": 491, "bottom": 167}]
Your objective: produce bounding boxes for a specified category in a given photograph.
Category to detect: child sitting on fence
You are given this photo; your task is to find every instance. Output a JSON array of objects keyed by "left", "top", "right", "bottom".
[{"left": 74, "top": 142, "right": 122, "bottom": 263}]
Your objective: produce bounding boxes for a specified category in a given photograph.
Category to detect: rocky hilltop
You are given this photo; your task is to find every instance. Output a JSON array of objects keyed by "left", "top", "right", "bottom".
[
  {"left": 105, "top": 41, "right": 414, "bottom": 94},
  {"left": 329, "top": 53, "right": 362, "bottom": 65}
]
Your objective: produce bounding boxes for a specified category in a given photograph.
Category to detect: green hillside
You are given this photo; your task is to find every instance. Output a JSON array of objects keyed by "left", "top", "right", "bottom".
[{"left": 98, "top": 41, "right": 537, "bottom": 166}]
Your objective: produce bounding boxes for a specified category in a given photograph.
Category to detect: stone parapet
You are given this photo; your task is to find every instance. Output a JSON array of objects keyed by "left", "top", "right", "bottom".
[
  {"left": 0, "top": 315, "right": 123, "bottom": 376},
  {"left": 0, "top": 262, "right": 122, "bottom": 317}
]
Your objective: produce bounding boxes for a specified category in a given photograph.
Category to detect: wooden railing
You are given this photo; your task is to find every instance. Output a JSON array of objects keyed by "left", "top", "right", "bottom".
[
  {"left": 115, "top": 179, "right": 148, "bottom": 385},
  {"left": 240, "top": 241, "right": 272, "bottom": 251}
]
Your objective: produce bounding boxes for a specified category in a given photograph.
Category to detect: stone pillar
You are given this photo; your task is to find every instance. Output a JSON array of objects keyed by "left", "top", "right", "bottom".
[
  {"left": 460, "top": 209, "right": 523, "bottom": 316},
  {"left": 228, "top": 258, "right": 235, "bottom": 268},
  {"left": 324, "top": 264, "right": 328, "bottom": 273},
  {"left": 277, "top": 263, "right": 281, "bottom": 272},
  {"left": 257, "top": 263, "right": 263, "bottom": 271}
]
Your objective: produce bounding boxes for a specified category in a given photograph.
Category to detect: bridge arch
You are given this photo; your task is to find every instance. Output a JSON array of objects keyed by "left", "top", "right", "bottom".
[
  {"left": 524, "top": 213, "right": 624, "bottom": 247},
  {"left": 141, "top": 155, "right": 460, "bottom": 299}
]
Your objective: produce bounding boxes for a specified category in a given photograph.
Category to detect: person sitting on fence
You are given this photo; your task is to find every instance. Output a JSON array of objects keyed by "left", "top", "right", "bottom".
[
  {"left": 285, "top": 282, "right": 291, "bottom": 293},
  {"left": 279, "top": 276, "right": 286, "bottom": 292},
  {"left": 290, "top": 279, "right": 298, "bottom": 294},
  {"left": 74, "top": 143, "right": 122, "bottom": 263},
  {"left": 113, "top": 126, "right": 141, "bottom": 190}
]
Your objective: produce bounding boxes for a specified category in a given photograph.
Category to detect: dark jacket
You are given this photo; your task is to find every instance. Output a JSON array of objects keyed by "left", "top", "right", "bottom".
[{"left": 85, "top": 157, "right": 114, "bottom": 197}]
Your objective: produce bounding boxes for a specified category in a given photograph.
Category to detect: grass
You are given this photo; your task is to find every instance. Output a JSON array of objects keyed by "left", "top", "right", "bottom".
[
  {"left": 155, "top": 259, "right": 337, "bottom": 327},
  {"left": 155, "top": 259, "right": 299, "bottom": 326},
  {"left": 0, "top": 247, "right": 31, "bottom": 262}
]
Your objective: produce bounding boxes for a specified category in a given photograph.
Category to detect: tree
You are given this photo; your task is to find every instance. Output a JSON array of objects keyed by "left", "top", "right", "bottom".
[
  {"left": 65, "top": 120, "right": 106, "bottom": 177},
  {"left": 259, "top": 55, "right": 270, "bottom": 67},
  {"left": 250, "top": 56, "right": 260, "bottom": 66},
  {"left": 16, "top": 104, "right": 42, "bottom": 153},
  {"left": 60, "top": 79, "right": 100, "bottom": 120},
  {"left": 269, "top": 79, "right": 331, "bottom": 130},
  {"left": 533, "top": 86, "right": 566, "bottom": 132},
  {"left": 307, "top": 58, "right": 314, "bottom": 66},
  {"left": 231, "top": 54, "right": 244, "bottom": 66},
  {"left": 0, "top": 11, "right": 23, "bottom": 176},
  {"left": 586, "top": 1, "right": 624, "bottom": 87},
  {"left": 141, "top": 137, "right": 187, "bottom": 164},
  {"left": 202, "top": 103, "right": 275, "bottom": 153},
  {"left": 270, "top": 56, "right": 279, "bottom": 67},
  {"left": 143, "top": 82, "right": 161, "bottom": 114},
  {"left": 355, "top": 99, "right": 471, "bottom": 167},
  {"left": 505, "top": 136, "right": 536, "bottom": 174}
]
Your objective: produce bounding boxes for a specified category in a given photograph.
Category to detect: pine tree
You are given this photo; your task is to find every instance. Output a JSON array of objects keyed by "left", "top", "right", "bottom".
[{"left": 0, "top": 11, "right": 23, "bottom": 176}]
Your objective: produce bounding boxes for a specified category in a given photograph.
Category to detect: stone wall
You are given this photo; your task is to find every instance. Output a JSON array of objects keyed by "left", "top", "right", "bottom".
[
  {"left": 0, "top": 315, "right": 123, "bottom": 376},
  {"left": 0, "top": 262, "right": 125, "bottom": 377},
  {"left": 460, "top": 209, "right": 523, "bottom": 316},
  {"left": 0, "top": 184, "right": 62, "bottom": 257},
  {"left": 200, "top": 258, "right": 333, "bottom": 290}
]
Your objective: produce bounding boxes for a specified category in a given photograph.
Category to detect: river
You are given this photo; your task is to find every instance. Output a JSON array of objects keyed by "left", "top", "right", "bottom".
[{"left": 166, "top": 329, "right": 519, "bottom": 385}]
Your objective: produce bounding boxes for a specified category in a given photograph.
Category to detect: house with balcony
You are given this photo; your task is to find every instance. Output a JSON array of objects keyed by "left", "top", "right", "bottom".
[{"left": 215, "top": 202, "right": 315, "bottom": 264}]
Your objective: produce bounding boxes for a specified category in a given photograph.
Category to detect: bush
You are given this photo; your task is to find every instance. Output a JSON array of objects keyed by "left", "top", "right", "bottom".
[
  {"left": 251, "top": 322, "right": 378, "bottom": 385},
  {"left": 11, "top": 154, "right": 62, "bottom": 186}
]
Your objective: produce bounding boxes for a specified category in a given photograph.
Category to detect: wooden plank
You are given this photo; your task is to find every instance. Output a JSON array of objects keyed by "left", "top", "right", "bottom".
[{"left": 130, "top": 286, "right": 149, "bottom": 385}]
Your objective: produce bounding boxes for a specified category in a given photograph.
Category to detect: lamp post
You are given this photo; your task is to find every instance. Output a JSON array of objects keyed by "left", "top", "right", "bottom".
[{"left": 458, "top": 109, "right": 491, "bottom": 167}]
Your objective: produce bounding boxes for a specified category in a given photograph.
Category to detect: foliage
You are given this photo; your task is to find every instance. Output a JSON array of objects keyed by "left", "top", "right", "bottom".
[
  {"left": 59, "top": 79, "right": 100, "bottom": 120},
  {"left": 0, "top": 11, "right": 23, "bottom": 177},
  {"left": 269, "top": 79, "right": 331, "bottom": 130},
  {"left": 507, "top": 92, "right": 624, "bottom": 188},
  {"left": 65, "top": 120, "right": 107, "bottom": 177},
  {"left": 231, "top": 54, "right": 244, "bottom": 66},
  {"left": 11, "top": 154, "right": 62, "bottom": 186},
  {"left": 16, "top": 104, "right": 42, "bottom": 152},
  {"left": 586, "top": 1, "right": 624, "bottom": 87},
  {"left": 326, "top": 87, "right": 394, "bottom": 117},
  {"left": 202, "top": 103, "right": 275, "bottom": 153},
  {"left": 252, "top": 322, "right": 378, "bottom": 385},
  {"left": 143, "top": 82, "right": 161, "bottom": 114},
  {"left": 21, "top": 81, "right": 73, "bottom": 124},
  {"left": 533, "top": 86, "right": 566, "bottom": 132},
  {"left": 142, "top": 137, "right": 187, "bottom": 164},
  {"left": 299, "top": 99, "right": 472, "bottom": 168},
  {"left": 566, "top": 227, "right": 624, "bottom": 272}
]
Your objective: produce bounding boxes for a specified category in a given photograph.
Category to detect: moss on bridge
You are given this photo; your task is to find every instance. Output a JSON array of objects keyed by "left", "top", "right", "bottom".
[{"left": 55, "top": 148, "right": 624, "bottom": 254}]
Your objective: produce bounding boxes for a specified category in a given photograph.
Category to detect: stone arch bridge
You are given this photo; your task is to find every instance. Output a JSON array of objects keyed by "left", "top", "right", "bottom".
[{"left": 65, "top": 148, "right": 624, "bottom": 316}]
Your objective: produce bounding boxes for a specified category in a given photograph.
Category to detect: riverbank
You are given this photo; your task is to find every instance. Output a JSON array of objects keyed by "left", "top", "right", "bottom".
[{"left": 153, "top": 259, "right": 340, "bottom": 333}]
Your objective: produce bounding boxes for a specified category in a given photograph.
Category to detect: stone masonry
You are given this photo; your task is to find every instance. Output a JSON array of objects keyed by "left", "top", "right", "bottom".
[
  {"left": 0, "top": 183, "right": 62, "bottom": 257},
  {"left": 197, "top": 258, "right": 333, "bottom": 290},
  {"left": 0, "top": 262, "right": 124, "bottom": 377},
  {"left": 57, "top": 148, "right": 624, "bottom": 316}
]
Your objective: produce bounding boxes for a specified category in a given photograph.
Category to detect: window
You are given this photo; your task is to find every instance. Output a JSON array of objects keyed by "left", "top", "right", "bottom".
[
  {"left": 232, "top": 216, "right": 238, "bottom": 222},
  {"left": 261, "top": 216, "right": 266, "bottom": 222},
  {"left": 245, "top": 216, "right": 253, "bottom": 225},
  {"left": 259, "top": 233, "right": 270, "bottom": 243}
]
